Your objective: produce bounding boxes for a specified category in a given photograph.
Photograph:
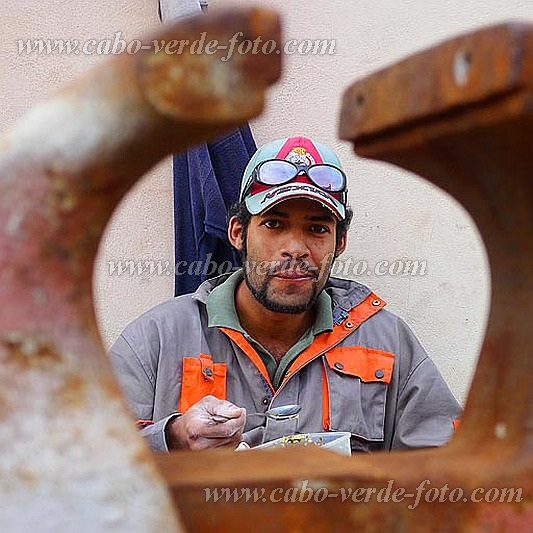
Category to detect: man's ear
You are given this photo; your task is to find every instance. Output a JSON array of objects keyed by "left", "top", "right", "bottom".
[
  {"left": 228, "top": 216, "right": 244, "bottom": 251},
  {"left": 335, "top": 232, "right": 348, "bottom": 257}
]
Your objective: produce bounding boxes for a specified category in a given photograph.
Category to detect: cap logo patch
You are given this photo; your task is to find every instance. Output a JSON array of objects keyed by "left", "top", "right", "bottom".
[{"left": 285, "top": 147, "right": 316, "bottom": 166}]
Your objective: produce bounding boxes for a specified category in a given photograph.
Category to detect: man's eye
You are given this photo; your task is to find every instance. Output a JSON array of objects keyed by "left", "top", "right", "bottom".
[
  {"left": 263, "top": 220, "right": 281, "bottom": 229},
  {"left": 310, "top": 225, "right": 329, "bottom": 234}
]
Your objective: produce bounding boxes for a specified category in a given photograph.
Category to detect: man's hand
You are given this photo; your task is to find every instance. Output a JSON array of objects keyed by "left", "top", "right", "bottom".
[{"left": 165, "top": 395, "right": 246, "bottom": 451}]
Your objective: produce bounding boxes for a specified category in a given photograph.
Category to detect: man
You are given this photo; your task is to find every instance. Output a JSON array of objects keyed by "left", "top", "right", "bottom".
[{"left": 110, "top": 136, "right": 461, "bottom": 453}]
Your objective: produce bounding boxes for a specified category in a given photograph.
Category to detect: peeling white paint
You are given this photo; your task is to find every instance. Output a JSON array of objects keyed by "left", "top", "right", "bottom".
[
  {"left": 5, "top": 87, "right": 148, "bottom": 177},
  {"left": 6, "top": 209, "right": 26, "bottom": 236},
  {"left": 0, "top": 347, "right": 182, "bottom": 531},
  {"left": 32, "top": 288, "right": 46, "bottom": 305},
  {"left": 494, "top": 422, "right": 507, "bottom": 440}
]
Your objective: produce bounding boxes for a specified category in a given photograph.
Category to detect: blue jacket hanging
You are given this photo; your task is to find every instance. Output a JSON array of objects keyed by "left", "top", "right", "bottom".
[{"left": 173, "top": 125, "right": 257, "bottom": 296}]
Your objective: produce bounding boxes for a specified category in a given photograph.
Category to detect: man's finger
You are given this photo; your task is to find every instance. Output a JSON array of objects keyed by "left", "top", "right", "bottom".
[{"left": 196, "top": 416, "right": 245, "bottom": 438}]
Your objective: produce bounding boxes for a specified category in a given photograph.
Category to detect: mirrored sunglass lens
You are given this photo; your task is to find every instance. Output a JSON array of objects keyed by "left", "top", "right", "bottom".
[
  {"left": 308, "top": 166, "right": 345, "bottom": 191},
  {"left": 258, "top": 160, "right": 296, "bottom": 185}
]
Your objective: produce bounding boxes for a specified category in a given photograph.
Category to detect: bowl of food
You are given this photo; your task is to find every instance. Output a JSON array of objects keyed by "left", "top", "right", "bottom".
[{"left": 254, "top": 432, "right": 351, "bottom": 456}]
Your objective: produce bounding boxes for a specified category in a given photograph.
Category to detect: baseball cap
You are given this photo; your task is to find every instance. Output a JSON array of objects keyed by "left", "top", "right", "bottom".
[{"left": 239, "top": 136, "right": 347, "bottom": 220}]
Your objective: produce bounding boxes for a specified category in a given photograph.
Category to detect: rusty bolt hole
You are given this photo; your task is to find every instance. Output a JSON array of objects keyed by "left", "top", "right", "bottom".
[{"left": 453, "top": 50, "right": 472, "bottom": 87}]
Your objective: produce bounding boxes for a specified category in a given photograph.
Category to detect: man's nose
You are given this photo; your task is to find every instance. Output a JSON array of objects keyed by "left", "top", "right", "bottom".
[{"left": 281, "top": 232, "right": 309, "bottom": 259}]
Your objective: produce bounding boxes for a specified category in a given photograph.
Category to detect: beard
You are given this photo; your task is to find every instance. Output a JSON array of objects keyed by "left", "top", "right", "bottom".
[
  {"left": 240, "top": 238, "right": 322, "bottom": 314},
  {"left": 243, "top": 269, "right": 320, "bottom": 314}
]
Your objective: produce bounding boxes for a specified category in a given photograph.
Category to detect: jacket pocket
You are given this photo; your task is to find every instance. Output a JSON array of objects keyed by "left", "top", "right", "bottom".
[
  {"left": 178, "top": 353, "right": 227, "bottom": 413},
  {"left": 324, "top": 346, "right": 394, "bottom": 451}
]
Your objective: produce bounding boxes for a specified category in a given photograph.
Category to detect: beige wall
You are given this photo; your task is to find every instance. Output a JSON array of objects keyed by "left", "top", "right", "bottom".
[{"left": 2, "top": 1, "right": 531, "bottom": 404}]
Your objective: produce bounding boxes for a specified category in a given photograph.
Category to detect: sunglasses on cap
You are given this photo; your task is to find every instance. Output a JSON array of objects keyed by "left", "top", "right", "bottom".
[{"left": 242, "top": 159, "right": 347, "bottom": 199}]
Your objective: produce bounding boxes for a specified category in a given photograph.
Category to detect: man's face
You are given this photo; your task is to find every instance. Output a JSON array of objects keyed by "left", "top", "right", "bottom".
[{"left": 229, "top": 198, "right": 346, "bottom": 314}]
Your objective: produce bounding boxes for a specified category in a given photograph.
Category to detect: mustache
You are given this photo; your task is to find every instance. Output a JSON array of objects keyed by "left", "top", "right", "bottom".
[{"left": 266, "top": 259, "right": 319, "bottom": 278}]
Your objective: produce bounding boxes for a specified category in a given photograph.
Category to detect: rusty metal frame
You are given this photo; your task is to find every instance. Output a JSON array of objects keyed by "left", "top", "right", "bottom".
[
  {"left": 0, "top": 11, "right": 530, "bottom": 532},
  {"left": 0, "top": 8, "right": 280, "bottom": 531},
  {"left": 157, "top": 22, "right": 532, "bottom": 532}
]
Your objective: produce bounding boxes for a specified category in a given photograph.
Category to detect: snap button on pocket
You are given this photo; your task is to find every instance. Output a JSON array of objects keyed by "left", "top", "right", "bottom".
[
  {"left": 372, "top": 299, "right": 381, "bottom": 306},
  {"left": 375, "top": 369, "right": 385, "bottom": 379},
  {"left": 334, "top": 362, "right": 344, "bottom": 371}
]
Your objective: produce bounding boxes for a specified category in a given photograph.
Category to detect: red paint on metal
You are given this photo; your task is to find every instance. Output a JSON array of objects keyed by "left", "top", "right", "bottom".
[{"left": 0, "top": 8, "right": 281, "bottom": 531}]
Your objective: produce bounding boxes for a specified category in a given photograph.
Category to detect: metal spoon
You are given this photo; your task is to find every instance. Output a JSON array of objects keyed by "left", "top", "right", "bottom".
[{"left": 210, "top": 404, "right": 301, "bottom": 423}]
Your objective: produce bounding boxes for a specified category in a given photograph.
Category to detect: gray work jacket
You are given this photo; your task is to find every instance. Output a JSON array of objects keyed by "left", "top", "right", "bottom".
[{"left": 109, "top": 274, "right": 461, "bottom": 453}]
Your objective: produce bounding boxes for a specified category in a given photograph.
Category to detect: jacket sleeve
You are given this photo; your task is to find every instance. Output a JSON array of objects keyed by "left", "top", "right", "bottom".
[
  {"left": 109, "top": 333, "right": 178, "bottom": 452},
  {"left": 388, "top": 319, "right": 462, "bottom": 450}
]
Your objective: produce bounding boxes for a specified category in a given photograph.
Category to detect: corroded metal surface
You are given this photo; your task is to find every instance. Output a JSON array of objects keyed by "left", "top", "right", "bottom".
[
  {"left": 0, "top": 8, "right": 280, "bottom": 531},
  {"left": 157, "top": 22, "right": 532, "bottom": 532}
]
